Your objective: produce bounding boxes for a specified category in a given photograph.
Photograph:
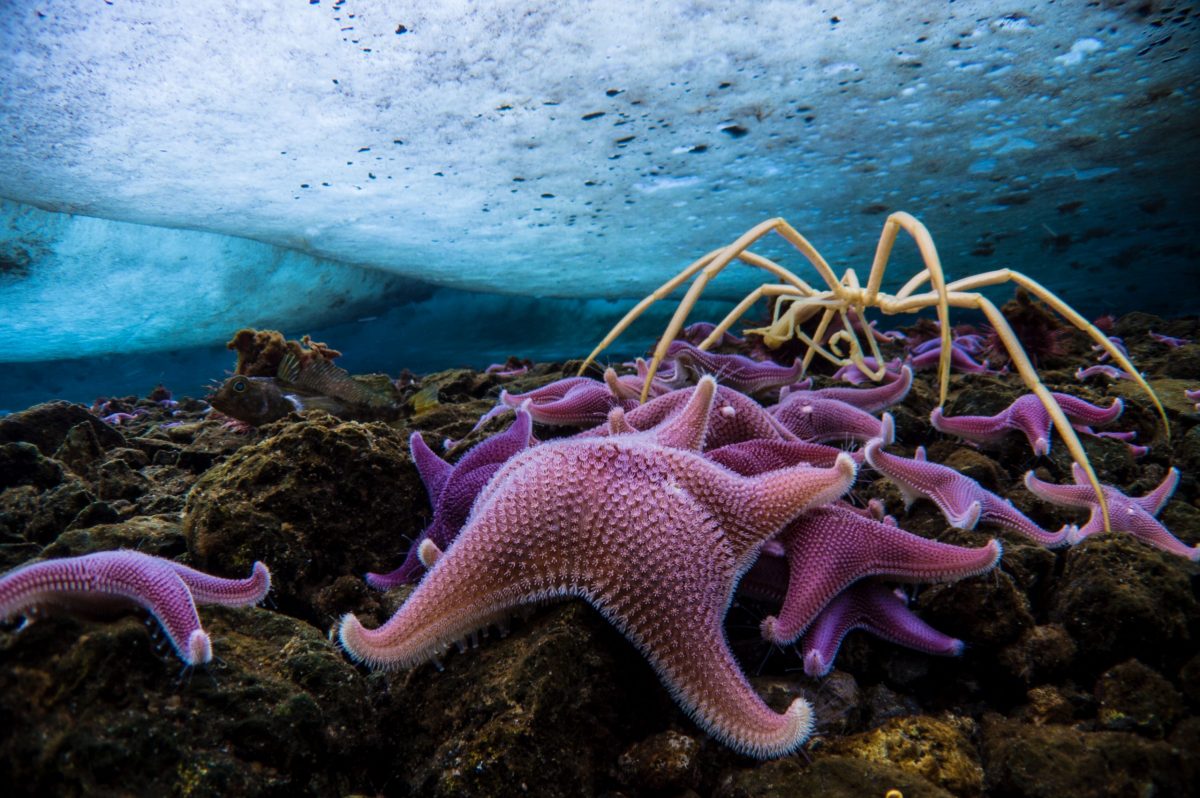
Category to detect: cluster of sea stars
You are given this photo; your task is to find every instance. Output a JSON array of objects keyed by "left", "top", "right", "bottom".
[
  {"left": 345, "top": 370, "right": 1008, "bottom": 758},
  {"left": 346, "top": 337, "right": 1195, "bottom": 757}
]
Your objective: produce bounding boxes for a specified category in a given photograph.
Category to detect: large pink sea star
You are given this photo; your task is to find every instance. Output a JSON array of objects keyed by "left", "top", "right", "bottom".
[{"left": 339, "top": 376, "right": 858, "bottom": 759}]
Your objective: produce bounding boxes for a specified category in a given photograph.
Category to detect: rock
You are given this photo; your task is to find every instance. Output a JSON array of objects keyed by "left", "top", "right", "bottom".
[
  {"left": 1048, "top": 534, "right": 1198, "bottom": 674},
  {"left": 0, "top": 441, "right": 63, "bottom": 490},
  {"left": 378, "top": 602, "right": 670, "bottom": 798},
  {"left": 1181, "top": 653, "right": 1200, "bottom": 705},
  {"left": 805, "top": 670, "right": 863, "bottom": 737},
  {"left": 0, "top": 605, "right": 384, "bottom": 797},
  {"left": 715, "top": 754, "right": 954, "bottom": 798},
  {"left": 0, "top": 478, "right": 96, "bottom": 557},
  {"left": 997, "top": 624, "right": 1077, "bottom": 683},
  {"left": 1018, "top": 685, "right": 1078, "bottom": 726},
  {"left": 1094, "top": 659, "right": 1184, "bottom": 738},
  {"left": 51, "top": 421, "right": 106, "bottom": 476},
  {"left": 182, "top": 416, "right": 425, "bottom": 621},
  {"left": 0, "top": 401, "right": 125, "bottom": 456},
  {"left": 981, "top": 715, "right": 1190, "bottom": 798},
  {"left": 918, "top": 568, "right": 1034, "bottom": 647},
  {"left": 39, "top": 515, "right": 188, "bottom": 559},
  {"left": 94, "top": 458, "right": 150, "bottom": 501},
  {"left": 825, "top": 714, "right": 984, "bottom": 796},
  {"left": 861, "top": 683, "right": 922, "bottom": 727},
  {"left": 941, "top": 447, "right": 1005, "bottom": 493},
  {"left": 616, "top": 730, "right": 701, "bottom": 791}
]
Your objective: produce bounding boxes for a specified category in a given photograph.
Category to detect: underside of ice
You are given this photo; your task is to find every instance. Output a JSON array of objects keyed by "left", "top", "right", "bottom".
[{"left": 1, "top": 1, "right": 1197, "bottom": 363}]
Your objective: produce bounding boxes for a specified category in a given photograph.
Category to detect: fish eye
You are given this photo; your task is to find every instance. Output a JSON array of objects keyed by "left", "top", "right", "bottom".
[{"left": 233, "top": 379, "right": 246, "bottom": 392}]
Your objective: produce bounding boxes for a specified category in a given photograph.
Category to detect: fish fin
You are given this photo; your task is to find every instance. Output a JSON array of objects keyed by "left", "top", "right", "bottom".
[
  {"left": 291, "top": 359, "right": 391, "bottom": 408},
  {"left": 277, "top": 352, "right": 302, "bottom": 383},
  {"left": 287, "top": 393, "right": 345, "bottom": 414}
]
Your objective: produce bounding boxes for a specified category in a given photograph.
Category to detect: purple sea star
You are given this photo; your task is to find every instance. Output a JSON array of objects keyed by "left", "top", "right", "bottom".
[
  {"left": 681, "top": 321, "right": 745, "bottom": 348},
  {"left": 759, "top": 504, "right": 1001, "bottom": 646},
  {"left": 1024, "top": 464, "right": 1198, "bottom": 560},
  {"left": 667, "top": 340, "right": 805, "bottom": 395},
  {"left": 366, "top": 408, "right": 534, "bottom": 589},
  {"left": 1149, "top": 330, "right": 1190, "bottom": 348},
  {"left": 339, "top": 377, "right": 858, "bottom": 758},
  {"left": 863, "top": 439, "right": 1066, "bottom": 547},
  {"left": 909, "top": 341, "right": 1004, "bottom": 376},
  {"left": 585, "top": 382, "right": 798, "bottom": 450},
  {"left": 831, "top": 357, "right": 903, "bottom": 385},
  {"left": 777, "top": 365, "right": 913, "bottom": 414},
  {"left": 1075, "top": 364, "right": 1134, "bottom": 382},
  {"left": 799, "top": 580, "right": 963, "bottom": 678},
  {"left": 770, "top": 395, "right": 895, "bottom": 446},
  {"left": 931, "top": 392, "right": 1123, "bottom": 456},
  {"left": 494, "top": 369, "right": 648, "bottom": 427},
  {"left": 0, "top": 551, "right": 271, "bottom": 665},
  {"left": 707, "top": 438, "right": 865, "bottom": 473}
]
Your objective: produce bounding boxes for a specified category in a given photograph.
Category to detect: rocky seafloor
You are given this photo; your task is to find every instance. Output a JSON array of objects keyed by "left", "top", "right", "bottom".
[{"left": 1, "top": 310, "right": 1198, "bottom": 798}]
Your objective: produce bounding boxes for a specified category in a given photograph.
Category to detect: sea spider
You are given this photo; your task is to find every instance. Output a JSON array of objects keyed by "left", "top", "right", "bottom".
[{"left": 580, "top": 212, "right": 1168, "bottom": 530}]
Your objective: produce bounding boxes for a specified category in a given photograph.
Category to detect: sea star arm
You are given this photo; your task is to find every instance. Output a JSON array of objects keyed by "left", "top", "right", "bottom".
[
  {"left": 707, "top": 438, "right": 861, "bottom": 475},
  {"left": 771, "top": 396, "right": 894, "bottom": 445},
  {"left": 801, "top": 580, "right": 962, "bottom": 677},
  {"left": 340, "top": 452, "right": 849, "bottom": 758},
  {"left": 409, "top": 431, "right": 454, "bottom": 503},
  {"left": 926, "top": 400, "right": 1022, "bottom": 451},
  {"left": 910, "top": 342, "right": 999, "bottom": 374},
  {"left": 668, "top": 340, "right": 806, "bottom": 395},
  {"left": 368, "top": 410, "right": 535, "bottom": 590},
  {"left": 1054, "top": 393, "right": 1123, "bottom": 426},
  {"left": 500, "top": 377, "right": 621, "bottom": 426},
  {"left": 794, "top": 365, "right": 913, "bottom": 413},
  {"left": 1022, "top": 470, "right": 1101, "bottom": 509},
  {"left": 168, "top": 560, "right": 271, "bottom": 606},
  {"left": 1121, "top": 465, "right": 1179, "bottom": 515},
  {"left": 762, "top": 506, "right": 1001, "bottom": 645}
]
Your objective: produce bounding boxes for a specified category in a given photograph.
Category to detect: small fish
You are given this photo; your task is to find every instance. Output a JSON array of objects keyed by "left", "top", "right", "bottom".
[{"left": 208, "top": 354, "right": 399, "bottom": 426}]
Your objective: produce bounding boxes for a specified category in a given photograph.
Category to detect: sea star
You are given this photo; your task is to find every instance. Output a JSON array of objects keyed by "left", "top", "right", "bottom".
[
  {"left": 770, "top": 395, "right": 895, "bottom": 446},
  {"left": 1149, "top": 330, "right": 1190, "bottom": 348},
  {"left": 366, "top": 407, "right": 534, "bottom": 589},
  {"left": 586, "top": 382, "right": 798, "bottom": 450},
  {"left": 707, "top": 438, "right": 865, "bottom": 472},
  {"left": 759, "top": 504, "right": 1001, "bottom": 646},
  {"left": 778, "top": 365, "right": 913, "bottom": 413},
  {"left": 0, "top": 550, "right": 271, "bottom": 665},
  {"left": 667, "top": 340, "right": 805, "bottom": 396},
  {"left": 1024, "top": 464, "right": 1198, "bottom": 560},
  {"left": 909, "top": 340, "right": 1003, "bottom": 375},
  {"left": 864, "top": 439, "right": 1066, "bottom": 547},
  {"left": 799, "top": 579, "right": 963, "bottom": 678},
  {"left": 931, "top": 392, "right": 1123, "bottom": 456},
  {"left": 680, "top": 321, "right": 746, "bottom": 348},
  {"left": 831, "top": 357, "right": 904, "bottom": 385},
  {"left": 339, "top": 376, "right": 858, "bottom": 758},
  {"left": 495, "top": 370, "right": 640, "bottom": 427},
  {"left": 1075, "top": 364, "right": 1133, "bottom": 381}
]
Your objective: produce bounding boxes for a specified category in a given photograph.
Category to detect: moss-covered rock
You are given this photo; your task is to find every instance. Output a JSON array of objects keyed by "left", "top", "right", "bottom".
[
  {"left": 981, "top": 715, "right": 1191, "bottom": 798},
  {"left": 0, "top": 606, "right": 382, "bottom": 797},
  {"left": 182, "top": 415, "right": 424, "bottom": 622},
  {"left": 1048, "top": 534, "right": 1198, "bottom": 674}
]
